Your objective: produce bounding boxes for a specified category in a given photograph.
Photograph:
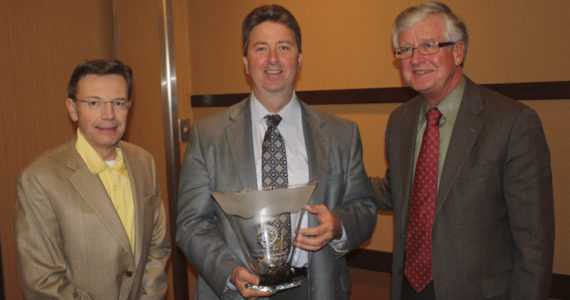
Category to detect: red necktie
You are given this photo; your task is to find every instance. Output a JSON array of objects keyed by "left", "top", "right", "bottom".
[{"left": 404, "top": 108, "right": 442, "bottom": 293}]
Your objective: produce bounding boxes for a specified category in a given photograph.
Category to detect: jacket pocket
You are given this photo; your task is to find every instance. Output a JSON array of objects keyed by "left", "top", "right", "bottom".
[{"left": 480, "top": 272, "right": 509, "bottom": 298}]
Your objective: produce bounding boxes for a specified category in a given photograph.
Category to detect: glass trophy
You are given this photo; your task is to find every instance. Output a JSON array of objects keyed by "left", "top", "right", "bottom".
[{"left": 211, "top": 183, "right": 317, "bottom": 293}]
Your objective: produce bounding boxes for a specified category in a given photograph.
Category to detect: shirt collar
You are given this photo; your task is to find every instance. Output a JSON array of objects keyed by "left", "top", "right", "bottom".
[
  {"left": 250, "top": 91, "right": 300, "bottom": 131},
  {"left": 420, "top": 75, "right": 465, "bottom": 126},
  {"left": 75, "top": 129, "right": 124, "bottom": 174}
]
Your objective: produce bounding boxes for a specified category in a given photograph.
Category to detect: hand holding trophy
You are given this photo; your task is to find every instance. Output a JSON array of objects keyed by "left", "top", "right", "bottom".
[{"left": 212, "top": 183, "right": 317, "bottom": 293}]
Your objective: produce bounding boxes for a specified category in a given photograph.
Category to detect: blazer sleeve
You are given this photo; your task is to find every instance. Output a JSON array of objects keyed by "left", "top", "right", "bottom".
[
  {"left": 332, "top": 123, "right": 378, "bottom": 252},
  {"left": 503, "top": 107, "right": 554, "bottom": 299},
  {"left": 175, "top": 123, "right": 242, "bottom": 298},
  {"left": 15, "top": 170, "right": 92, "bottom": 300},
  {"left": 139, "top": 158, "right": 171, "bottom": 300},
  {"left": 370, "top": 116, "right": 395, "bottom": 212}
]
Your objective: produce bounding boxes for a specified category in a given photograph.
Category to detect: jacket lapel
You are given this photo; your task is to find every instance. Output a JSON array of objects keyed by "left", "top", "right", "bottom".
[
  {"left": 66, "top": 140, "right": 133, "bottom": 254},
  {"left": 399, "top": 98, "right": 422, "bottom": 233},
  {"left": 226, "top": 98, "right": 257, "bottom": 190},
  {"left": 300, "top": 102, "right": 329, "bottom": 217},
  {"left": 120, "top": 143, "right": 144, "bottom": 263},
  {"left": 436, "top": 78, "right": 484, "bottom": 215}
]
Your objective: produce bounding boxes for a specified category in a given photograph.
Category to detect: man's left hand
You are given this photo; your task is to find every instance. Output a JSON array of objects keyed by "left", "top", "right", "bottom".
[{"left": 294, "top": 204, "right": 342, "bottom": 251}]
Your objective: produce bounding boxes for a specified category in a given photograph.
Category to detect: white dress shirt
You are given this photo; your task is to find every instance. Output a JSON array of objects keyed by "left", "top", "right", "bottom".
[
  {"left": 225, "top": 92, "right": 349, "bottom": 288},
  {"left": 250, "top": 92, "right": 310, "bottom": 267},
  {"left": 250, "top": 92, "right": 347, "bottom": 268}
]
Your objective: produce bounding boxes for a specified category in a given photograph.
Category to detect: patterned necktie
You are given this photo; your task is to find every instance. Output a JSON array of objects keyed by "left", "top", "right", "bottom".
[
  {"left": 404, "top": 108, "right": 442, "bottom": 293},
  {"left": 262, "top": 115, "right": 288, "bottom": 188},
  {"left": 260, "top": 114, "right": 291, "bottom": 279}
]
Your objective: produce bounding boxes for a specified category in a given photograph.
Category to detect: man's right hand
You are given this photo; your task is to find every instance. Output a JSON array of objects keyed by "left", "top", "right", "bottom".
[{"left": 230, "top": 267, "right": 275, "bottom": 299}]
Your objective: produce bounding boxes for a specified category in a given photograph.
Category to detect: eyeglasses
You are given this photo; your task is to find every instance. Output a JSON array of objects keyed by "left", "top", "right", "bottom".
[
  {"left": 74, "top": 98, "right": 131, "bottom": 111},
  {"left": 394, "top": 41, "right": 456, "bottom": 59}
]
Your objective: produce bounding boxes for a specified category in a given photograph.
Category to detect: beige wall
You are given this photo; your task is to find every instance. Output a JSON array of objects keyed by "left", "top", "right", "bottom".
[
  {"left": 188, "top": 0, "right": 570, "bottom": 95},
  {"left": 187, "top": 0, "right": 570, "bottom": 277}
]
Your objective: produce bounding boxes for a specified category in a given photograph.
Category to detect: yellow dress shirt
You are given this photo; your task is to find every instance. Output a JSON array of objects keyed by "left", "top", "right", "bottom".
[{"left": 75, "top": 130, "right": 135, "bottom": 253}]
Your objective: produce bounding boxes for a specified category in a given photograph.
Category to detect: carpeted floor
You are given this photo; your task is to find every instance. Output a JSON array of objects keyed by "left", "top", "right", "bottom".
[
  {"left": 348, "top": 268, "right": 563, "bottom": 300},
  {"left": 349, "top": 268, "right": 391, "bottom": 299}
]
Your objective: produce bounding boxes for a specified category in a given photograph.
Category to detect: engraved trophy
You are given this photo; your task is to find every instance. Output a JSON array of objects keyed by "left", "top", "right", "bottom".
[{"left": 212, "top": 183, "right": 316, "bottom": 293}]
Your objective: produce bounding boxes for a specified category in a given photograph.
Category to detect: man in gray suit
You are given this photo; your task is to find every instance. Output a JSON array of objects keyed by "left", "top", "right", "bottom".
[
  {"left": 15, "top": 59, "right": 170, "bottom": 299},
  {"left": 371, "top": 2, "right": 554, "bottom": 299},
  {"left": 176, "top": 4, "right": 377, "bottom": 300}
]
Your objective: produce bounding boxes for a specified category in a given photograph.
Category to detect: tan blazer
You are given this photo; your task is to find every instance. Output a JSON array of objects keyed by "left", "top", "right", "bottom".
[{"left": 15, "top": 138, "right": 170, "bottom": 300}]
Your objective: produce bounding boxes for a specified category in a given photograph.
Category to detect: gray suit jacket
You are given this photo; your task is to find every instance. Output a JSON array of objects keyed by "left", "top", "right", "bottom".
[
  {"left": 15, "top": 138, "right": 171, "bottom": 300},
  {"left": 372, "top": 77, "right": 554, "bottom": 299},
  {"left": 176, "top": 98, "right": 377, "bottom": 300}
]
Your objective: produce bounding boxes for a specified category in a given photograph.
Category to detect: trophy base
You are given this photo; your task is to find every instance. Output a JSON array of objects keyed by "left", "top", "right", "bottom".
[{"left": 246, "top": 279, "right": 303, "bottom": 293}]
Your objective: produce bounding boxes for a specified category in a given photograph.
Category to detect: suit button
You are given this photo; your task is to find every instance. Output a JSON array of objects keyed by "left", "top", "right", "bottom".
[{"left": 125, "top": 270, "right": 133, "bottom": 277}]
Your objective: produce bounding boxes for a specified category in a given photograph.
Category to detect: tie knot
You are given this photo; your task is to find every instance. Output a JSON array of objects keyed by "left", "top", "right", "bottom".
[
  {"left": 426, "top": 108, "right": 442, "bottom": 127},
  {"left": 265, "top": 114, "right": 282, "bottom": 127}
]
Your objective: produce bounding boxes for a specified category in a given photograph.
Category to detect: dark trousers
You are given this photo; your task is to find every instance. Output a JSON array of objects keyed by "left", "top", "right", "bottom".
[{"left": 402, "top": 276, "right": 436, "bottom": 300}]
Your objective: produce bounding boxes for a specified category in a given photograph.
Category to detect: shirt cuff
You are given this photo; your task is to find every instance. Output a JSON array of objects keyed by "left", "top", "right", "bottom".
[
  {"left": 328, "top": 224, "right": 348, "bottom": 254},
  {"left": 225, "top": 276, "right": 237, "bottom": 291}
]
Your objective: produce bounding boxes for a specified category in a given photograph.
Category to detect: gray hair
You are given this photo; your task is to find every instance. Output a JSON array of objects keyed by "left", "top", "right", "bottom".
[{"left": 392, "top": 1, "right": 468, "bottom": 55}]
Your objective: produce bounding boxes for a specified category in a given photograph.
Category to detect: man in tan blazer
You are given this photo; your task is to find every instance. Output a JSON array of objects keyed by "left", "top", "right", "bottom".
[{"left": 15, "top": 59, "right": 170, "bottom": 299}]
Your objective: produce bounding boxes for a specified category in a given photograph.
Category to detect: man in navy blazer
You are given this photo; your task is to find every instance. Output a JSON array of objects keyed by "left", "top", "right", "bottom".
[
  {"left": 371, "top": 2, "right": 554, "bottom": 299},
  {"left": 176, "top": 4, "right": 376, "bottom": 300}
]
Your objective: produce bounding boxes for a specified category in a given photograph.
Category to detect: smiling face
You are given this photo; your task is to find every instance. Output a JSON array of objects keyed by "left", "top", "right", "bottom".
[
  {"left": 398, "top": 14, "right": 464, "bottom": 105},
  {"left": 243, "top": 21, "right": 302, "bottom": 112},
  {"left": 66, "top": 74, "right": 129, "bottom": 160}
]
